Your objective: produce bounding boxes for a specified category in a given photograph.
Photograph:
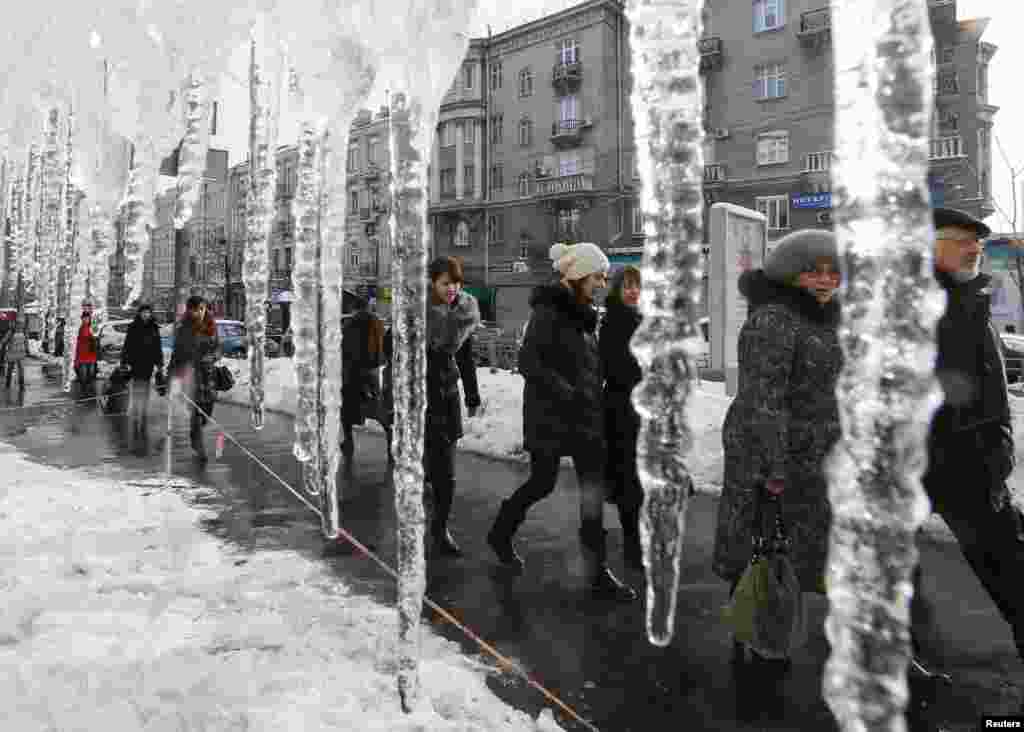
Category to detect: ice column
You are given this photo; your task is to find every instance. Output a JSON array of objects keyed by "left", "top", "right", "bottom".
[
  {"left": 823, "top": 2, "right": 943, "bottom": 729},
  {"left": 244, "top": 28, "right": 277, "bottom": 431},
  {"left": 61, "top": 111, "right": 80, "bottom": 389},
  {"left": 41, "top": 108, "right": 63, "bottom": 349},
  {"left": 88, "top": 205, "right": 114, "bottom": 330},
  {"left": 6, "top": 174, "right": 24, "bottom": 303},
  {"left": 625, "top": 0, "right": 706, "bottom": 646},
  {"left": 173, "top": 70, "right": 209, "bottom": 230},
  {"left": 64, "top": 193, "right": 89, "bottom": 394},
  {"left": 120, "top": 137, "right": 157, "bottom": 305},
  {"left": 21, "top": 143, "right": 41, "bottom": 300}
]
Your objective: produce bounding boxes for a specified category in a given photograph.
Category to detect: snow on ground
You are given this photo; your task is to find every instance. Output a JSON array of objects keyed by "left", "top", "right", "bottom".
[{"left": 0, "top": 443, "right": 564, "bottom": 731}]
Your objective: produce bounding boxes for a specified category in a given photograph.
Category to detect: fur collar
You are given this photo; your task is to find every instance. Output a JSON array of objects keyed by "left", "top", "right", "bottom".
[
  {"left": 738, "top": 269, "right": 839, "bottom": 326},
  {"left": 427, "top": 290, "right": 480, "bottom": 353},
  {"left": 530, "top": 283, "right": 599, "bottom": 333}
]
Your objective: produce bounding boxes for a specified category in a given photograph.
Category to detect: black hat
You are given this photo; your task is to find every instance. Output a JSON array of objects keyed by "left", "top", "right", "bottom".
[{"left": 933, "top": 207, "right": 991, "bottom": 238}]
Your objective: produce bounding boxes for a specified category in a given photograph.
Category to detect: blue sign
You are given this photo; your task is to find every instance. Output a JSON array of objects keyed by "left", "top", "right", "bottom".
[{"left": 791, "top": 193, "right": 832, "bottom": 209}]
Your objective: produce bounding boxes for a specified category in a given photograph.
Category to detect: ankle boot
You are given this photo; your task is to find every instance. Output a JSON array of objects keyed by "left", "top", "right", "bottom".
[
  {"left": 487, "top": 499, "right": 527, "bottom": 571},
  {"left": 432, "top": 524, "right": 463, "bottom": 557},
  {"left": 618, "top": 504, "right": 643, "bottom": 571},
  {"left": 579, "top": 519, "right": 637, "bottom": 602},
  {"left": 190, "top": 423, "right": 207, "bottom": 461}
]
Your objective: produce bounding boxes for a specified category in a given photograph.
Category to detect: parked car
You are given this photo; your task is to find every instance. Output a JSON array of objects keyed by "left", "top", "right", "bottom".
[
  {"left": 1001, "top": 332, "right": 1024, "bottom": 384},
  {"left": 215, "top": 319, "right": 247, "bottom": 358},
  {"left": 96, "top": 319, "right": 135, "bottom": 361}
]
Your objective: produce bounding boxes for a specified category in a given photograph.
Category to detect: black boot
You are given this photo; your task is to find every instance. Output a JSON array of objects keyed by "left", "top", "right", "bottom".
[
  {"left": 487, "top": 499, "right": 527, "bottom": 571},
  {"left": 190, "top": 419, "right": 207, "bottom": 461},
  {"left": 432, "top": 525, "right": 463, "bottom": 557},
  {"left": 430, "top": 475, "right": 463, "bottom": 557},
  {"left": 579, "top": 519, "right": 638, "bottom": 602}
]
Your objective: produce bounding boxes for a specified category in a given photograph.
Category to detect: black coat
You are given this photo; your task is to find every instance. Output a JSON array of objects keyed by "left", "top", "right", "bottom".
[
  {"left": 927, "top": 271, "right": 1015, "bottom": 510},
  {"left": 456, "top": 334, "right": 481, "bottom": 409},
  {"left": 519, "top": 284, "right": 604, "bottom": 457},
  {"left": 425, "top": 291, "right": 480, "bottom": 444},
  {"left": 121, "top": 316, "right": 164, "bottom": 380},
  {"left": 342, "top": 311, "right": 383, "bottom": 426},
  {"left": 599, "top": 300, "right": 643, "bottom": 505},
  {"left": 168, "top": 318, "right": 221, "bottom": 412}
]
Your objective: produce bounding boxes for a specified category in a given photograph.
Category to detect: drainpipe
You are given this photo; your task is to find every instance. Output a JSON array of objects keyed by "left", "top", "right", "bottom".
[
  {"left": 617, "top": 2, "right": 624, "bottom": 197},
  {"left": 484, "top": 29, "right": 491, "bottom": 294}
]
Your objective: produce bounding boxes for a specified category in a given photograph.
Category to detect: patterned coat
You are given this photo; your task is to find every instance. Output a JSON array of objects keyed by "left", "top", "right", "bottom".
[
  {"left": 425, "top": 290, "right": 480, "bottom": 444},
  {"left": 168, "top": 316, "right": 221, "bottom": 419},
  {"left": 712, "top": 269, "right": 842, "bottom": 592}
]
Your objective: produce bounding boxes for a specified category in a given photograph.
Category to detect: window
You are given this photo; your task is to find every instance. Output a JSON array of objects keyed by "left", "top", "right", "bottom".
[
  {"left": 442, "top": 121, "right": 456, "bottom": 147},
  {"left": 349, "top": 191, "right": 359, "bottom": 213},
  {"left": 559, "top": 94, "right": 578, "bottom": 123},
  {"left": 464, "top": 165, "right": 474, "bottom": 194},
  {"left": 753, "top": 0, "right": 785, "bottom": 32},
  {"left": 754, "top": 63, "right": 786, "bottom": 99},
  {"left": 757, "top": 131, "right": 790, "bottom": 165},
  {"left": 368, "top": 137, "right": 380, "bottom": 164},
  {"left": 978, "top": 62, "right": 989, "bottom": 102},
  {"left": 518, "top": 172, "right": 531, "bottom": 197},
  {"left": 490, "top": 164, "right": 504, "bottom": 191},
  {"left": 455, "top": 221, "right": 470, "bottom": 248},
  {"left": 464, "top": 120, "right": 475, "bottom": 144},
  {"left": 519, "top": 118, "right": 532, "bottom": 147},
  {"left": 490, "top": 114, "right": 503, "bottom": 144},
  {"left": 558, "top": 208, "right": 581, "bottom": 239},
  {"left": 349, "top": 249, "right": 360, "bottom": 268},
  {"left": 440, "top": 168, "right": 456, "bottom": 195},
  {"left": 756, "top": 195, "right": 791, "bottom": 230},
  {"left": 347, "top": 145, "right": 359, "bottom": 172},
  {"left": 804, "top": 151, "right": 833, "bottom": 172},
  {"left": 487, "top": 213, "right": 504, "bottom": 242},
  {"left": 519, "top": 68, "right": 533, "bottom": 97},
  {"left": 490, "top": 62, "right": 503, "bottom": 90},
  {"left": 463, "top": 64, "right": 474, "bottom": 91},
  {"left": 632, "top": 201, "right": 644, "bottom": 234},
  {"left": 558, "top": 153, "right": 580, "bottom": 176},
  {"left": 284, "top": 247, "right": 292, "bottom": 271},
  {"left": 558, "top": 39, "right": 579, "bottom": 65}
]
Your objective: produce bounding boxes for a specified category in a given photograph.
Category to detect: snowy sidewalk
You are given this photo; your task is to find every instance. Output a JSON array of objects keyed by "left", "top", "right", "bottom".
[{"left": 0, "top": 444, "right": 563, "bottom": 731}]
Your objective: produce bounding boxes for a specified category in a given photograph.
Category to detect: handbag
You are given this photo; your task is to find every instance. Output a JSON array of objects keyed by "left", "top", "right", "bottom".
[
  {"left": 722, "top": 488, "right": 808, "bottom": 660},
  {"left": 213, "top": 364, "right": 235, "bottom": 392}
]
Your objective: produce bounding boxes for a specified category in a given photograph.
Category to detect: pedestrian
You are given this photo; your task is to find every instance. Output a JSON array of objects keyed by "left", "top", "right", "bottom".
[
  {"left": 168, "top": 296, "right": 221, "bottom": 461},
  {"left": 4, "top": 322, "right": 29, "bottom": 391},
  {"left": 73, "top": 307, "right": 99, "bottom": 400},
  {"left": 907, "top": 207, "right": 1024, "bottom": 716},
  {"left": 120, "top": 303, "right": 164, "bottom": 453},
  {"left": 419, "top": 256, "right": 480, "bottom": 556},
  {"left": 598, "top": 264, "right": 645, "bottom": 570},
  {"left": 487, "top": 242, "right": 637, "bottom": 601},
  {"left": 456, "top": 332, "right": 482, "bottom": 417},
  {"left": 711, "top": 229, "right": 841, "bottom": 707},
  {"left": 53, "top": 318, "right": 65, "bottom": 358},
  {"left": 341, "top": 299, "right": 386, "bottom": 460},
  {"left": 382, "top": 325, "right": 396, "bottom": 464}
]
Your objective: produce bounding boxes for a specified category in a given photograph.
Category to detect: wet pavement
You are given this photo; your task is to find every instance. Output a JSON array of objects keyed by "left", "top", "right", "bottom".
[{"left": 1, "top": 358, "right": 1022, "bottom": 732}]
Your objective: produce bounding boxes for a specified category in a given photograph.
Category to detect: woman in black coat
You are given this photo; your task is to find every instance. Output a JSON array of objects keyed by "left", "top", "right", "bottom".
[
  {"left": 120, "top": 303, "right": 164, "bottom": 451},
  {"left": 598, "top": 265, "right": 644, "bottom": 570},
  {"left": 168, "top": 296, "right": 221, "bottom": 461},
  {"left": 487, "top": 242, "right": 636, "bottom": 602},
  {"left": 341, "top": 301, "right": 385, "bottom": 459}
]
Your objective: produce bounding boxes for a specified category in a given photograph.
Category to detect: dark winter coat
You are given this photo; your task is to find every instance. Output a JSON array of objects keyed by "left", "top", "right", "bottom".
[
  {"left": 712, "top": 269, "right": 842, "bottom": 592},
  {"left": 456, "top": 334, "right": 481, "bottom": 410},
  {"left": 927, "top": 271, "right": 1015, "bottom": 511},
  {"left": 342, "top": 311, "right": 385, "bottom": 426},
  {"left": 519, "top": 283, "right": 605, "bottom": 457},
  {"left": 599, "top": 299, "right": 643, "bottom": 507},
  {"left": 121, "top": 313, "right": 164, "bottom": 381},
  {"left": 168, "top": 316, "right": 221, "bottom": 415},
  {"left": 425, "top": 291, "right": 480, "bottom": 444}
]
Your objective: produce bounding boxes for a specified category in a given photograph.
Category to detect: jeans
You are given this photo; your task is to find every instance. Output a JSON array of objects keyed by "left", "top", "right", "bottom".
[
  {"left": 506, "top": 450, "right": 607, "bottom": 526},
  {"left": 424, "top": 434, "right": 457, "bottom": 530},
  {"left": 75, "top": 363, "right": 97, "bottom": 398},
  {"left": 5, "top": 360, "right": 24, "bottom": 389},
  {"left": 129, "top": 377, "right": 151, "bottom": 432}
]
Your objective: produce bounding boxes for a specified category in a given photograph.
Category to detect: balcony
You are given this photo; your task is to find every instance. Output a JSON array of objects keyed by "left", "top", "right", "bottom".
[
  {"left": 550, "top": 119, "right": 590, "bottom": 147},
  {"left": 535, "top": 173, "right": 594, "bottom": 197},
  {"left": 797, "top": 8, "right": 831, "bottom": 49},
  {"left": 552, "top": 60, "right": 582, "bottom": 91},
  {"left": 698, "top": 37, "right": 723, "bottom": 74},
  {"left": 930, "top": 135, "right": 965, "bottom": 161},
  {"left": 703, "top": 164, "right": 726, "bottom": 183},
  {"left": 935, "top": 70, "right": 959, "bottom": 99}
]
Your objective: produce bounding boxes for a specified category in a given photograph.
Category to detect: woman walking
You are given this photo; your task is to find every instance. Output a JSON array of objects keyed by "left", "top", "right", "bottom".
[
  {"left": 168, "top": 296, "right": 221, "bottom": 461},
  {"left": 598, "top": 264, "right": 644, "bottom": 570},
  {"left": 120, "top": 303, "right": 165, "bottom": 453},
  {"left": 73, "top": 306, "right": 99, "bottom": 400},
  {"left": 341, "top": 299, "right": 386, "bottom": 460},
  {"left": 712, "top": 229, "right": 841, "bottom": 711},
  {"left": 487, "top": 242, "right": 636, "bottom": 602}
]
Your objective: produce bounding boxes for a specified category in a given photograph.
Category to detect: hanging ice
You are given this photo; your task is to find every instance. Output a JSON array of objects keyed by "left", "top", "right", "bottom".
[
  {"left": 61, "top": 121, "right": 83, "bottom": 392},
  {"left": 244, "top": 24, "right": 278, "bottom": 432},
  {"left": 87, "top": 205, "right": 114, "bottom": 330},
  {"left": 22, "top": 143, "right": 41, "bottom": 301},
  {"left": 6, "top": 173, "right": 24, "bottom": 304},
  {"left": 119, "top": 136, "right": 157, "bottom": 306},
  {"left": 173, "top": 70, "right": 210, "bottom": 230},
  {"left": 823, "top": 2, "right": 944, "bottom": 729},
  {"left": 624, "top": 0, "right": 706, "bottom": 646},
  {"left": 41, "top": 108, "right": 64, "bottom": 350}
]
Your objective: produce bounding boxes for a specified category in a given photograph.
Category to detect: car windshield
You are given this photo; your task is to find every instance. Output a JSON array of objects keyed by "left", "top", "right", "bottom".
[
  {"left": 218, "top": 323, "right": 245, "bottom": 338},
  {"left": 113, "top": 323, "right": 132, "bottom": 333}
]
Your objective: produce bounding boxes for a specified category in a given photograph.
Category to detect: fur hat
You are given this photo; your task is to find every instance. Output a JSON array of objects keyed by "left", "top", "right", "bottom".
[
  {"left": 933, "top": 207, "right": 991, "bottom": 239},
  {"left": 549, "top": 242, "right": 610, "bottom": 281},
  {"left": 763, "top": 229, "right": 839, "bottom": 284}
]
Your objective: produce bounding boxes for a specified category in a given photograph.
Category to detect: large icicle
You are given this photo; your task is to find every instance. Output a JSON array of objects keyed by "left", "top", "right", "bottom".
[
  {"left": 120, "top": 137, "right": 157, "bottom": 306},
  {"left": 41, "top": 108, "right": 64, "bottom": 350},
  {"left": 63, "top": 191, "right": 88, "bottom": 394},
  {"left": 61, "top": 110, "right": 79, "bottom": 390},
  {"left": 823, "top": 2, "right": 943, "bottom": 729},
  {"left": 173, "top": 69, "right": 209, "bottom": 230},
  {"left": 625, "top": 0, "right": 706, "bottom": 646},
  {"left": 21, "top": 143, "right": 41, "bottom": 302},
  {"left": 6, "top": 173, "right": 24, "bottom": 304},
  {"left": 0, "top": 154, "right": 9, "bottom": 305},
  {"left": 87, "top": 205, "right": 115, "bottom": 331},
  {"left": 244, "top": 25, "right": 278, "bottom": 431}
]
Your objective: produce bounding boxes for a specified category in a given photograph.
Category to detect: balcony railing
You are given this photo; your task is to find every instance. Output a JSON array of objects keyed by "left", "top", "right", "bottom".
[
  {"left": 930, "top": 135, "right": 964, "bottom": 160},
  {"left": 535, "top": 173, "right": 594, "bottom": 197},
  {"left": 803, "top": 151, "right": 834, "bottom": 172},
  {"left": 704, "top": 164, "right": 726, "bottom": 183},
  {"left": 552, "top": 61, "right": 582, "bottom": 88},
  {"left": 551, "top": 119, "right": 588, "bottom": 146},
  {"left": 935, "top": 70, "right": 959, "bottom": 97}
]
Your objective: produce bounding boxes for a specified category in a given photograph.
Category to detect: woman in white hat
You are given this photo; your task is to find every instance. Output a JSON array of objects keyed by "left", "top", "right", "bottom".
[{"left": 487, "top": 242, "right": 637, "bottom": 602}]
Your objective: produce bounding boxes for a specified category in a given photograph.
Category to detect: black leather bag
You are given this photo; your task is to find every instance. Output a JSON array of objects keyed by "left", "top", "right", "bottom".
[{"left": 213, "top": 364, "right": 235, "bottom": 392}]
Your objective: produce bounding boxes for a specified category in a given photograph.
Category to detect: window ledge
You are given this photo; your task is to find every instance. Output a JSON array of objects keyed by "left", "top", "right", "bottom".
[
  {"left": 754, "top": 26, "right": 786, "bottom": 36},
  {"left": 756, "top": 94, "right": 789, "bottom": 103},
  {"left": 757, "top": 160, "right": 791, "bottom": 167}
]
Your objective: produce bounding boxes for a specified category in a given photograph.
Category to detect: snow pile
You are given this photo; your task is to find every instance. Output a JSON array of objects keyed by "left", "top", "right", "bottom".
[{"left": 0, "top": 444, "right": 564, "bottom": 731}]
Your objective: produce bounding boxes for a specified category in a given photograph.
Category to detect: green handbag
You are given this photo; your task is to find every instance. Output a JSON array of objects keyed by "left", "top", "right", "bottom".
[{"left": 722, "top": 489, "right": 808, "bottom": 660}]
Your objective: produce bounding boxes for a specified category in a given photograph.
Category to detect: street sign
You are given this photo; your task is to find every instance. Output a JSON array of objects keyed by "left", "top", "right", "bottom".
[{"left": 791, "top": 192, "right": 832, "bottom": 209}]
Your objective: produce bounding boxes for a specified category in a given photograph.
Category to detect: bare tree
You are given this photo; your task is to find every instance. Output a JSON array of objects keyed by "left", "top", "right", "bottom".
[{"left": 985, "top": 134, "right": 1024, "bottom": 300}]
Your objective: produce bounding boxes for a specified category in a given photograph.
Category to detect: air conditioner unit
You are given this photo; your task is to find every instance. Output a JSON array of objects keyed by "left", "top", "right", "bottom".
[
  {"left": 714, "top": 128, "right": 730, "bottom": 139},
  {"left": 817, "top": 211, "right": 833, "bottom": 224}
]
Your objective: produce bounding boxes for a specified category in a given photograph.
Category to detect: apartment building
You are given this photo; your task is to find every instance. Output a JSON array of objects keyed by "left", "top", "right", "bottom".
[
  {"left": 429, "top": 0, "right": 639, "bottom": 328},
  {"left": 700, "top": 0, "right": 997, "bottom": 242},
  {"left": 225, "top": 160, "right": 248, "bottom": 321},
  {"left": 147, "top": 189, "right": 177, "bottom": 320}
]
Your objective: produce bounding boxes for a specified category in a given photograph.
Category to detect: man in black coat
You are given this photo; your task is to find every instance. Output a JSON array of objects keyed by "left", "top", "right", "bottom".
[
  {"left": 910, "top": 208, "right": 1024, "bottom": 711},
  {"left": 121, "top": 303, "right": 165, "bottom": 452}
]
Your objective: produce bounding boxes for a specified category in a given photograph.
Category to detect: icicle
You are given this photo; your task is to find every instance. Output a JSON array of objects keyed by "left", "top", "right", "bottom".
[
  {"left": 61, "top": 109, "right": 79, "bottom": 390},
  {"left": 64, "top": 190, "right": 88, "bottom": 394},
  {"left": 173, "top": 70, "right": 209, "bottom": 230},
  {"left": 41, "top": 108, "right": 63, "bottom": 350},
  {"left": 5, "top": 174, "right": 24, "bottom": 303},
  {"left": 120, "top": 137, "right": 157, "bottom": 306},
  {"left": 244, "top": 25, "right": 277, "bottom": 431},
  {"left": 0, "top": 154, "right": 8, "bottom": 305},
  {"left": 624, "top": 0, "right": 706, "bottom": 646},
  {"left": 21, "top": 143, "right": 41, "bottom": 301},
  {"left": 823, "top": 2, "right": 943, "bottom": 729},
  {"left": 88, "top": 205, "right": 114, "bottom": 330}
]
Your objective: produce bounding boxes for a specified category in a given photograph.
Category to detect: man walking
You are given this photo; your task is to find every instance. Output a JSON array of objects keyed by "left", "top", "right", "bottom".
[
  {"left": 910, "top": 207, "right": 1024, "bottom": 718},
  {"left": 121, "top": 303, "right": 165, "bottom": 453},
  {"left": 4, "top": 323, "right": 28, "bottom": 391}
]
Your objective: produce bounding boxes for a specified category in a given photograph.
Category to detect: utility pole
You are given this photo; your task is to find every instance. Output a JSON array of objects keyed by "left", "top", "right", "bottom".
[{"left": 484, "top": 26, "right": 492, "bottom": 292}]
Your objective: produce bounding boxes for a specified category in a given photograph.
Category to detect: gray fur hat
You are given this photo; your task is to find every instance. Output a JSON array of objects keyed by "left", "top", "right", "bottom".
[{"left": 763, "top": 229, "right": 839, "bottom": 283}]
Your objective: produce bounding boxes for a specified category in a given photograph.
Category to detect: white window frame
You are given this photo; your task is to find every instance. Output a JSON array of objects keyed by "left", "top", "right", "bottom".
[
  {"left": 454, "top": 221, "right": 470, "bottom": 248},
  {"left": 519, "top": 68, "right": 533, "bottom": 97},
  {"left": 559, "top": 94, "right": 578, "bottom": 123},
  {"left": 463, "top": 120, "right": 474, "bottom": 144},
  {"left": 757, "top": 131, "right": 790, "bottom": 166},
  {"left": 558, "top": 153, "right": 580, "bottom": 177},
  {"left": 803, "top": 150, "right": 833, "bottom": 172},
  {"left": 487, "top": 213, "right": 504, "bottom": 243},
  {"left": 490, "top": 62, "right": 502, "bottom": 90},
  {"left": 368, "top": 136, "right": 380, "bottom": 164},
  {"left": 754, "top": 63, "right": 786, "bottom": 99},
  {"left": 463, "top": 64, "right": 474, "bottom": 91},
  {"left": 347, "top": 146, "right": 359, "bottom": 172},
  {"left": 558, "top": 39, "right": 579, "bottom": 65},
  {"left": 632, "top": 201, "right": 644, "bottom": 234},
  {"left": 349, "top": 191, "right": 359, "bottom": 214},
  {"left": 349, "top": 249, "right": 360, "bottom": 268},
  {"left": 518, "top": 172, "right": 531, "bottom": 197},
  {"left": 755, "top": 195, "right": 791, "bottom": 231},
  {"left": 442, "top": 121, "right": 456, "bottom": 148},
  {"left": 519, "top": 118, "right": 532, "bottom": 147},
  {"left": 753, "top": 0, "right": 785, "bottom": 32}
]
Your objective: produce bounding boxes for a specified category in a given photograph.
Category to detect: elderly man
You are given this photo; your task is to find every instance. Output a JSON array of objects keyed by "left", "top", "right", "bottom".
[{"left": 910, "top": 207, "right": 1023, "bottom": 718}]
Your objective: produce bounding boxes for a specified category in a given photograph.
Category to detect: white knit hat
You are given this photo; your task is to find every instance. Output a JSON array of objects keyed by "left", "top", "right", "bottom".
[{"left": 549, "top": 242, "right": 610, "bottom": 281}]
